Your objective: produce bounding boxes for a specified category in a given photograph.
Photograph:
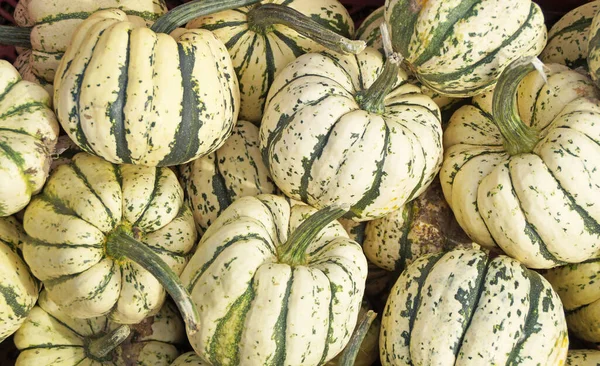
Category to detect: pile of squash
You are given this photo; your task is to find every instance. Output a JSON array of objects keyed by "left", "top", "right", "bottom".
[{"left": 1, "top": 0, "right": 600, "bottom": 365}]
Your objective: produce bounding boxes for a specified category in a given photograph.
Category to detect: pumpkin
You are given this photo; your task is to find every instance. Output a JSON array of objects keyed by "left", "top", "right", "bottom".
[
  {"left": 440, "top": 58, "right": 600, "bottom": 268},
  {"left": 53, "top": 0, "right": 253, "bottom": 167},
  {"left": 171, "top": 352, "right": 210, "bottom": 366},
  {"left": 0, "top": 60, "right": 59, "bottom": 217},
  {"left": 180, "top": 119, "right": 277, "bottom": 234},
  {"left": 541, "top": 1, "right": 600, "bottom": 69},
  {"left": 179, "top": 194, "right": 368, "bottom": 366},
  {"left": 187, "top": 0, "right": 360, "bottom": 124},
  {"left": 21, "top": 152, "right": 199, "bottom": 330},
  {"left": 380, "top": 248, "right": 569, "bottom": 365},
  {"left": 0, "top": 216, "right": 39, "bottom": 343},
  {"left": 3, "top": 0, "right": 167, "bottom": 94},
  {"left": 566, "top": 350, "right": 600, "bottom": 365},
  {"left": 385, "top": 0, "right": 547, "bottom": 97},
  {"left": 588, "top": 10, "right": 600, "bottom": 87},
  {"left": 543, "top": 259, "right": 600, "bottom": 343},
  {"left": 14, "top": 290, "right": 185, "bottom": 365},
  {"left": 259, "top": 45, "right": 443, "bottom": 221}
]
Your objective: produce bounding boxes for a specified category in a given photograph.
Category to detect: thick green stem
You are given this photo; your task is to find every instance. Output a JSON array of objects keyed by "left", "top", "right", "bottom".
[
  {"left": 279, "top": 205, "right": 348, "bottom": 266},
  {"left": 247, "top": 4, "right": 365, "bottom": 54},
  {"left": 339, "top": 310, "right": 377, "bottom": 366},
  {"left": 492, "top": 57, "right": 541, "bottom": 156},
  {"left": 0, "top": 26, "right": 32, "bottom": 48},
  {"left": 105, "top": 227, "right": 200, "bottom": 334},
  {"left": 151, "top": 0, "right": 261, "bottom": 34},
  {"left": 356, "top": 54, "right": 401, "bottom": 114},
  {"left": 86, "top": 325, "right": 130, "bottom": 360}
]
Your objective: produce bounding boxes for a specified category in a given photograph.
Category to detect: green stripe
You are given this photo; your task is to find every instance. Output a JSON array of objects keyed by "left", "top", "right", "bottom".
[
  {"left": 131, "top": 168, "right": 161, "bottom": 227},
  {"left": 272, "top": 30, "right": 305, "bottom": 58},
  {"left": 355, "top": 7, "right": 384, "bottom": 40},
  {"left": 0, "top": 102, "right": 47, "bottom": 121},
  {"left": 270, "top": 271, "right": 294, "bottom": 366},
  {"left": 588, "top": 23, "right": 600, "bottom": 78},
  {"left": 395, "top": 202, "right": 415, "bottom": 273},
  {"left": 199, "top": 21, "right": 247, "bottom": 31},
  {"left": 0, "top": 78, "right": 19, "bottom": 101},
  {"left": 262, "top": 36, "right": 277, "bottom": 104},
  {"left": 0, "top": 283, "right": 30, "bottom": 318},
  {"left": 108, "top": 30, "right": 132, "bottom": 164},
  {"left": 45, "top": 258, "right": 118, "bottom": 297},
  {"left": 0, "top": 141, "right": 28, "bottom": 195},
  {"left": 548, "top": 15, "right": 594, "bottom": 43},
  {"left": 387, "top": 0, "right": 428, "bottom": 58},
  {"left": 70, "top": 160, "right": 118, "bottom": 228},
  {"left": 210, "top": 151, "right": 234, "bottom": 222},
  {"left": 37, "top": 9, "right": 162, "bottom": 25}
]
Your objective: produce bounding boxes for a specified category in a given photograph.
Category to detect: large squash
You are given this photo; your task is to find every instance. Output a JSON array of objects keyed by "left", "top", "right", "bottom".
[
  {"left": 384, "top": 0, "right": 547, "bottom": 97},
  {"left": 22, "top": 152, "right": 198, "bottom": 329},
  {"left": 0, "top": 60, "right": 59, "bottom": 217},
  {"left": 260, "top": 46, "right": 443, "bottom": 221},
  {"left": 180, "top": 119, "right": 277, "bottom": 234},
  {"left": 180, "top": 194, "right": 368, "bottom": 365},
  {"left": 441, "top": 58, "right": 600, "bottom": 268},
  {"left": 587, "top": 10, "right": 600, "bottom": 87},
  {"left": 380, "top": 248, "right": 569, "bottom": 365},
  {"left": 187, "top": 0, "right": 359, "bottom": 124},
  {"left": 15, "top": 291, "right": 185, "bottom": 365},
  {"left": 0, "top": 216, "right": 39, "bottom": 343}
]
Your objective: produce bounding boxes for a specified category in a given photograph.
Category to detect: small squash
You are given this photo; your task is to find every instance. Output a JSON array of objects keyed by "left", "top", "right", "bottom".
[
  {"left": 15, "top": 291, "right": 185, "bottom": 365},
  {"left": 180, "top": 194, "right": 368, "bottom": 366},
  {"left": 22, "top": 152, "right": 198, "bottom": 329},
  {"left": 441, "top": 58, "right": 600, "bottom": 268},
  {"left": 0, "top": 60, "right": 59, "bottom": 217},
  {"left": 380, "top": 248, "right": 569, "bottom": 365}
]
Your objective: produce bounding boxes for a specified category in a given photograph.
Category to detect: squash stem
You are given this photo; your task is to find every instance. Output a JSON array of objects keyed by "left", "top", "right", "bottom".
[
  {"left": 492, "top": 57, "right": 541, "bottom": 156},
  {"left": 356, "top": 54, "right": 401, "bottom": 114},
  {"left": 151, "top": 0, "right": 261, "bottom": 34},
  {"left": 105, "top": 227, "right": 200, "bottom": 334},
  {"left": 86, "top": 325, "right": 130, "bottom": 360},
  {"left": 0, "top": 25, "right": 31, "bottom": 48},
  {"left": 247, "top": 4, "right": 365, "bottom": 54},
  {"left": 279, "top": 205, "right": 348, "bottom": 266},
  {"left": 339, "top": 310, "right": 377, "bottom": 366}
]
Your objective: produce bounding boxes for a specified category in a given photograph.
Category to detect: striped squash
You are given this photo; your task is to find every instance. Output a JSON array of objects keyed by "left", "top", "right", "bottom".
[
  {"left": 53, "top": 8, "right": 240, "bottom": 166},
  {"left": 186, "top": 0, "right": 355, "bottom": 124},
  {"left": 541, "top": 1, "right": 600, "bottom": 69},
  {"left": 13, "top": 50, "right": 52, "bottom": 95},
  {"left": 180, "top": 194, "right": 368, "bottom": 366},
  {"left": 441, "top": 58, "right": 600, "bottom": 268},
  {"left": 15, "top": 291, "right": 185, "bottom": 365},
  {"left": 380, "top": 248, "right": 569, "bottom": 365},
  {"left": 7, "top": 0, "right": 167, "bottom": 94},
  {"left": 0, "top": 216, "right": 39, "bottom": 343},
  {"left": 544, "top": 259, "right": 600, "bottom": 343},
  {"left": 567, "top": 350, "right": 600, "bottom": 365},
  {"left": 385, "top": 0, "right": 547, "bottom": 97},
  {"left": 180, "top": 120, "right": 277, "bottom": 234},
  {"left": 171, "top": 352, "right": 210, "bottom": 366},
  {"left": 0, "top": 60, "right": 59, "bottom": 217},
  {"left": 588, "top": 10, "right": 600, "bottom": 87},
  {"left": 22, "top": 152, "right": 198, "bottom": 326},
  {"left": 260, "top": 48, "right": 443, "bottom": 221}
]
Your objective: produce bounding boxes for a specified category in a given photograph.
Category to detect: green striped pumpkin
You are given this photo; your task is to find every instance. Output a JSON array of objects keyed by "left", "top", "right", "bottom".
[
  {"left": 567, "top": 350, "right": 600, "bottom": 365},
  {"left": 260, "top": 48, "right": 443, "bottom": 221},
  {"left": 588, "top": 10, "right": 600, "bottom": 88},
  {"left": 385, "top": 0, "right": 547, "bottom": 97},
  {"left": 186, "top": 0, "right": 355, "bottom": 124},
  {"left": 380, "top": 248, "right": 569, "bottom": 365},
  {"left": 180, "top": 120, "right": 277, "bottom": 235},
  {"left": 544, "top": 259, "right": 600, "bottom": 343},
  {"left": 180, "top": 194, "right": 368, "bottom": 366},
  {"left": 15, "top": 291, "right": 185, "bottom": 365},
  {"left": 10, "top": 0, "right": 167, "bottom": 94},
  {"left": 541, "top": 1, "right": 600, "bottom": 70},
  {"left": 22, "top": 152, "right": 198, "bottom": 325},
  {"left": 441, "top": 59, "right": 600, "bottom": 268},
  {"left": 0, "top": 216, "right": 39, "bottom": 343},
  {"left": 54, "top": 8, "right": 240, "bottom": 166},
  {"left": 0, "top": 60, "right": 59, "bottom": 217}
]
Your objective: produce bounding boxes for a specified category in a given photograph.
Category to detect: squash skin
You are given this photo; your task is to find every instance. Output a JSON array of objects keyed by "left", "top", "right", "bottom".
[
  {"left": 180, "top": 120, "right": 277, "bottom": 235},
  {"left": 171, "top": 352, "right": 210, "bottom": 365},
  {"left": 180, "top": 194, "right": 368, "bottom": 366},
  {"left": 14, "top": 291, "right": 185, "bottom": 365},
  {"left": 187, "top": 0, "right": 354, "bottom": 124},
  {"left": 260, "top": 48, "right": 443, "bottom": 221},
  {"left": 384, "top": 0, "right": 547, "bottom": 97},
  {"left": 21, "top": 152, "right": 197, "bottom": 324},
  {"left": 588, "top": 10, "right": 600, "bottom": 88},
  {"left": 441, "top": 62, "right": 600, "bottom": 268},
  {"left": 0, "top": 216, "right": 39, "bottom": 343},
  {"left": 0, "top": 60, "right": 59, "bottom": 217},
  {"left": 566, "top": 350, "right": 600, "bottom": 365},
  {"left": 380, "top": 249, "right": 569, "bottom": 365},
  {"left": 54, "top": 9, "right": 240, "bottom": 167}
]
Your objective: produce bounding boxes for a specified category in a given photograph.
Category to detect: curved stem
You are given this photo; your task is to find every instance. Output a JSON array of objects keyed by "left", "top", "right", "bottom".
[
  {"left": 492, "top": 57, "right": 541, "bottom": 156},
  {"left": 247, "top": 4, "right": 365, "bottom": 54},
  {"left": 0, "top": 25, "right": 31, "bottom": 48},
  {"left": 105, "top": 227, "right": 200, "bottom": 334},
  {"left": 339, "top": 310, "right": 377, "bottom": 366},
  {"left": 86, "top": 324, "right": 130, "bottom": 360},
  {"left": 151, "top": 0, "right": 261, "bottom": 34},
  {"left": 279, "top": 205, "right": 348, "bottom": 266}
]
